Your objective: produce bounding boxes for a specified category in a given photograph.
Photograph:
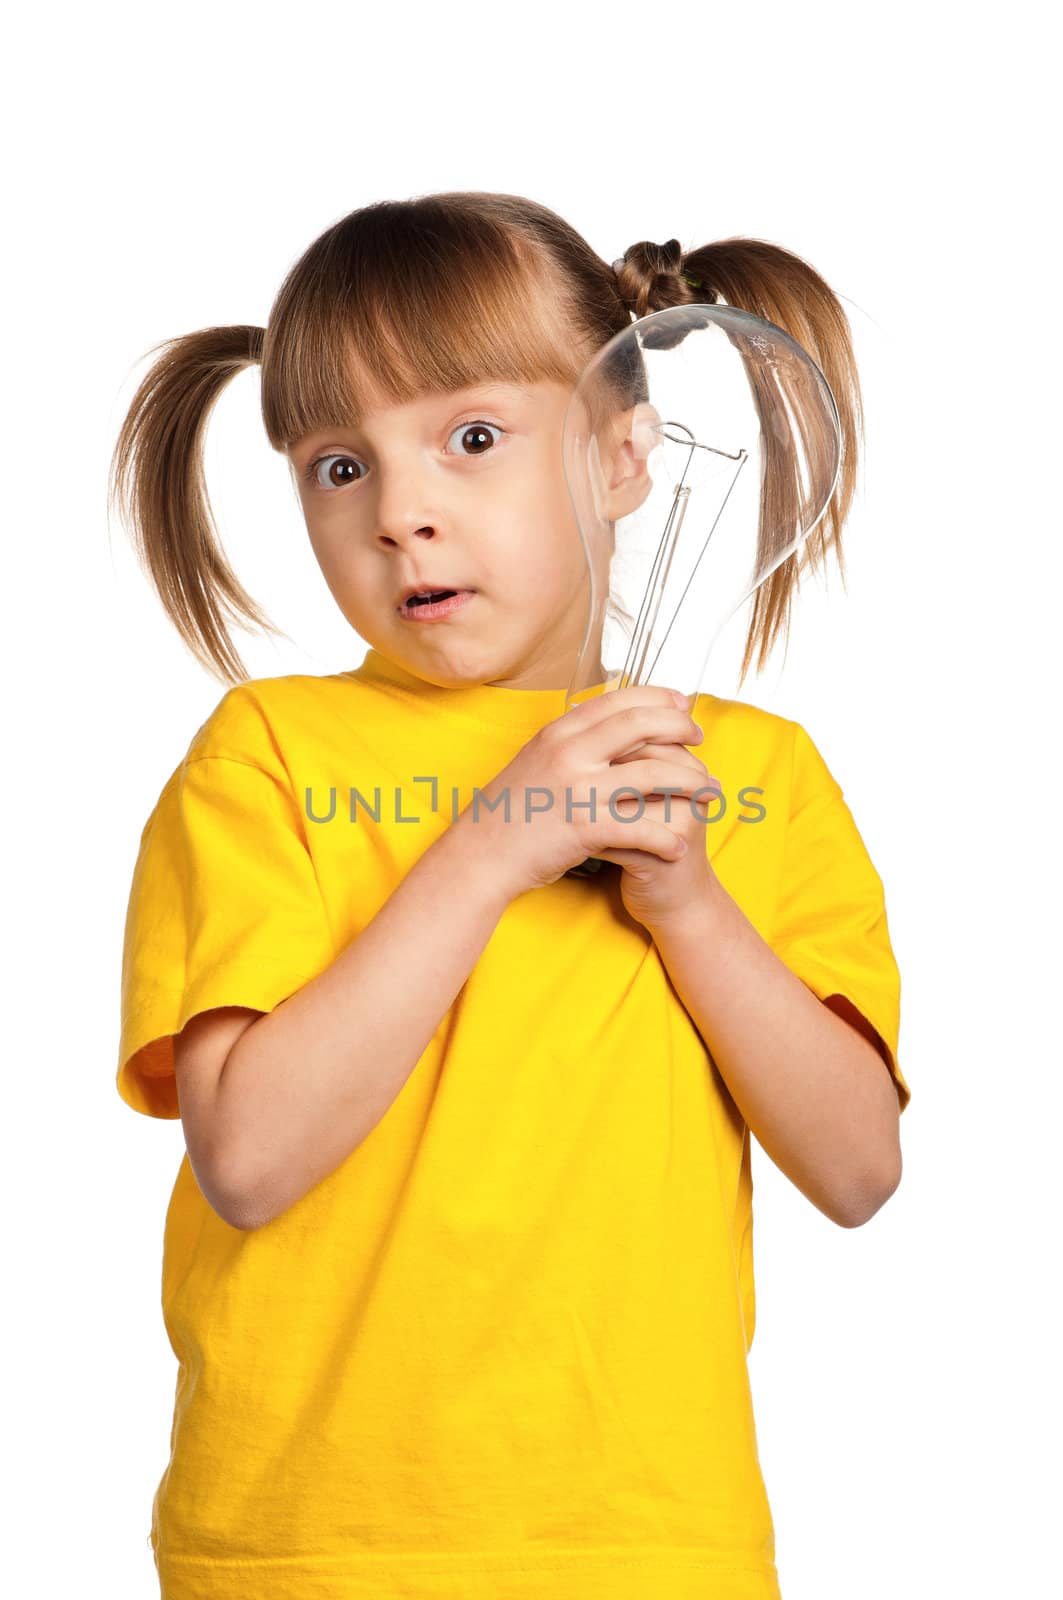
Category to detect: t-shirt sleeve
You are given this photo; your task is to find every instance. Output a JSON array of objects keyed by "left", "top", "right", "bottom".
[
  {"left": 117, "top": 752, "right": 337, "bottom": 1120},
  {"left": 771, "top": 722, "right": 910, "bottom": 1113}
]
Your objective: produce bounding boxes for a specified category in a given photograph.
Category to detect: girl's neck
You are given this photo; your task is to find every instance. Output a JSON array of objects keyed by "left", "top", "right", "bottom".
[{"left": 346, "top": 646, "right": 586, "bottom": 732}]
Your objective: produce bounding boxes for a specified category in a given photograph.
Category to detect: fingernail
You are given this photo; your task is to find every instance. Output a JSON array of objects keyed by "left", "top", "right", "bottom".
[{"left": 672, "top": 689, "right": 692, "bottom": 708}]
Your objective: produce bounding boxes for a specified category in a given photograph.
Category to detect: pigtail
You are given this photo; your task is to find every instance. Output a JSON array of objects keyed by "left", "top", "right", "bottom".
[
  {"left": 108, "top": 324, "right": 282, "bottom": 685},
  {"left": 681, "top": 239, "right": 863, "bottom": 686},
  {"left": 614, "top": 236, "right": 864, "bottom": 687}
]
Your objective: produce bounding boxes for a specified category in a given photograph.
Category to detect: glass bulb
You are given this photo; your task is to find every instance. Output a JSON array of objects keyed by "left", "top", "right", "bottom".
[{"left": 560, "top": 303, "right": 842, "bottom": 878}]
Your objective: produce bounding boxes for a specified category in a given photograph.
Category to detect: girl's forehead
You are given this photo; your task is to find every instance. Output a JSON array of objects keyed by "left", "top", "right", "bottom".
[{"left": 291, "top": 379, "right": 565, "bottom": 448}]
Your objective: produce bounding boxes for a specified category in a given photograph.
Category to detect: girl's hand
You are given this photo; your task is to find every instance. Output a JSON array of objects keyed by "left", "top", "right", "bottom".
[
  {"left": 596, "top": 734, "right": 721, "bottom": 933},
  {"left": 458, "top": 685, "right": 721, "bottom": 914}
]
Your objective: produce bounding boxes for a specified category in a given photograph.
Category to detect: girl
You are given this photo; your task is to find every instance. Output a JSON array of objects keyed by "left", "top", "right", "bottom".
[{"left": 112, "top": 191, "right": 910, "bottom": 1600}]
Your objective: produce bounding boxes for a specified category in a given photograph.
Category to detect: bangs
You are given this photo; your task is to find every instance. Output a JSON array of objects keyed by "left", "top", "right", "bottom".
[{"left": 259, "top": 200, "right": 587, "bottom": 450}]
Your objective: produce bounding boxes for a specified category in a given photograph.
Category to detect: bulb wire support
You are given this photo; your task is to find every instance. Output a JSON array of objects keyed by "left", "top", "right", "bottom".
[{"left": 564, "top": 423, "right": 747, "bottom": 883}]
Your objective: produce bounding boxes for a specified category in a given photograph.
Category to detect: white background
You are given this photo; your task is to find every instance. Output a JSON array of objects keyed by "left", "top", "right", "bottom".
[{"left": 5, "top": 2, "right": 1058, "bottom": 1595}]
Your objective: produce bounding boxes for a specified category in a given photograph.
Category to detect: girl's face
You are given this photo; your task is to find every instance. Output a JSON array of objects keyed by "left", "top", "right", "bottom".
[{"left": 288, "top": 378, "right": 598, "bottom": 691}]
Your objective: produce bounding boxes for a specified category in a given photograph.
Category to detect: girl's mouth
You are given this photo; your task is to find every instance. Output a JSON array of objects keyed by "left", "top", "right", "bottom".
[{"left": 398, "top": 589, "right": 476, "bottom": 621}]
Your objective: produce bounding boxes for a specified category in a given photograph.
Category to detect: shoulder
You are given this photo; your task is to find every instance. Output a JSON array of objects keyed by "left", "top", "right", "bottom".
[
  {"left": 691, "top": 692, "right": 844, "bottom": 823},
  {"left": 135, "top": 674, "right": 339, "bottom": 853},
  {"left": 692, "top": 689, "right": 808, "bottom": 766},
  {"left": 181, "top": 670, "right": 355, "bottom": 768},
  {"left": 132, "top": 672, "right": 351, "bottom": 844}
]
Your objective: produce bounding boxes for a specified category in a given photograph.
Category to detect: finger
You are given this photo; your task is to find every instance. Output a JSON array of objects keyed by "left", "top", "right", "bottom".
[
  {"left": 560, "top": 683, "right": 691, "bottom": 737},
  {"left": 612, "top": 787, "right": 722, "bottom": 835},
  {"left": 595, "top": 840, "right": 686, "bottom": 871},
  {"left": 592, "top": 847, "right": 663, "bottom": 873},
  {"left": 643, "top": 785, "right": 723, "bottom": 821},
  {"left": 587, "top": 705, "right": 704, "bottom": 764},
  {"left": 641, "top": 791, "right": 718, "bottom": 827},
  {"left": 593, "top": 813, "right": 689, "bottom": 862},
  {"left": 611, "top": 740, "right": 709, "bottom": 772},
  {"left": 608, "top": 756, "right": 718, "bottom": 800}
]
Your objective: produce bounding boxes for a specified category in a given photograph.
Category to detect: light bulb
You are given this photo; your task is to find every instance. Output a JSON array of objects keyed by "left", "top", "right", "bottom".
[{"left": 560, "top": 303, "right": 842, "bottom": 879}]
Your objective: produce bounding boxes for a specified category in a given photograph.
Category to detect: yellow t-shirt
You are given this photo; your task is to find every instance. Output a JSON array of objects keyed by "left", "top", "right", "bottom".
[{"left": 118, "top": 646, "right": 909, "bottom": 1600}]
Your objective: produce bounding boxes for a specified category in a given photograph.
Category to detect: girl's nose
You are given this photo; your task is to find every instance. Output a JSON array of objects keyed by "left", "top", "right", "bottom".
[
  {"left": 376, "top": 519, "right": 438, "bottom": 549},
  {"left": 373, "top": 469, "right": 444, "bottom": 548}
]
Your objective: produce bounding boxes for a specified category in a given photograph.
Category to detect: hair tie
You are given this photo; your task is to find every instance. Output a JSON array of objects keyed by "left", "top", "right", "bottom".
[{"left": 612, "top": 256, "right": 705, "bottom": 293}]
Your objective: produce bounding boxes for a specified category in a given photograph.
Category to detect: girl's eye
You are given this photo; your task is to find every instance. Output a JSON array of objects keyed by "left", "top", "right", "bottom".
[
  {"left": 446, "top": 420, "right": 503, "bottom": 456},
  {"left": 304, "top": 419, "right": 503, "bottom": 491},
  {"left": 306, "top": 455, "right": 366, "bottom": 490}
]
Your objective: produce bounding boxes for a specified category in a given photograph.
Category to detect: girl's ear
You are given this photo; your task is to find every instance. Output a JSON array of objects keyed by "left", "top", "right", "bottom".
[{"left": 597, "top": 403, "right": 661, "bottom": 521}]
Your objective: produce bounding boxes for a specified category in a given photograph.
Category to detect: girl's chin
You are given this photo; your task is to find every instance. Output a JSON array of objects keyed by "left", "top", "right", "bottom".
[
  {"left": 396, "top": 641, "right": 553, "bottom": 689},
  {"left": 367, "top": 606, "right": 582, "bottom": 684}
]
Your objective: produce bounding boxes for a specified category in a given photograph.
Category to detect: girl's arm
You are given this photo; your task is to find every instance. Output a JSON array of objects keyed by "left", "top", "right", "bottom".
[
  {"left": 647, "top": 884, "right": 903, "bottom": 1229},
  {"left": 194, "top": 819, "right": 513, "bottom": 1230},
  {"left": 176, "top": 686, "right": 695, "bottom": 1231}
]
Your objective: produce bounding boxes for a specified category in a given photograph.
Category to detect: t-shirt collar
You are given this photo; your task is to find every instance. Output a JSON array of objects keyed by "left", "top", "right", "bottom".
[{"left": 346, "top": 647, "right": 577, "bottom": 733}]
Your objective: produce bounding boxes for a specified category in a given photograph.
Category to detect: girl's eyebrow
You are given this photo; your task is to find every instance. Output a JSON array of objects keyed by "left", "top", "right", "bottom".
[
  {"left": 292, "top": 383, "right": 538, "bottom": 453},
  {"left": 416, "top": 380, "right": 539, "bottom": 409}
]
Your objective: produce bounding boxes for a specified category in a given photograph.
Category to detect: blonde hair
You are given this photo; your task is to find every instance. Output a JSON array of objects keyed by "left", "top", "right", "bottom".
[{"left": 108, "top": 191, "right": 863, "bottom": 686}]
